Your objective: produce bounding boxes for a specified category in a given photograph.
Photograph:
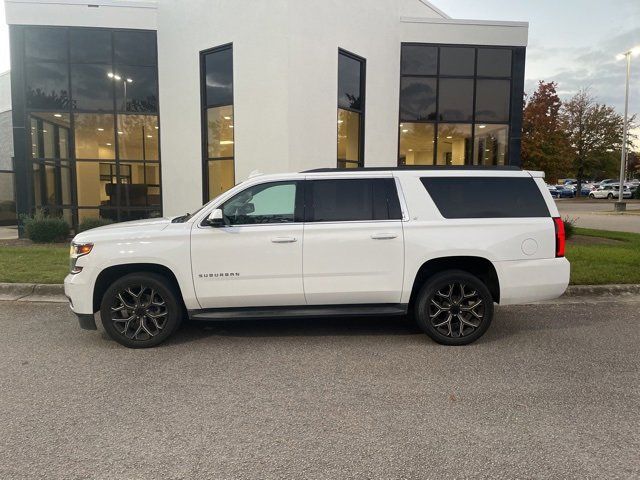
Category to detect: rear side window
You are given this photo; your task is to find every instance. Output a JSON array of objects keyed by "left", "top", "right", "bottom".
[
  {"left": 305, "top": 178, "right": 402, "bottom": 222},
  {"left": 420, "top": 177, "right": 549, "bottom": 218}
]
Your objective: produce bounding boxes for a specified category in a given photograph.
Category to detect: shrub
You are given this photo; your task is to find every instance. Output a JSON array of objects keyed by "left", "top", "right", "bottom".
[
  {"left": 563, "top": 216, "right": 576, "bottom": 240},
  {"left": 22, "top": 213, "right": 70, "bottom": 243},
  {"left": 78, "top": 217, "right": 114, "bottom": 233}
]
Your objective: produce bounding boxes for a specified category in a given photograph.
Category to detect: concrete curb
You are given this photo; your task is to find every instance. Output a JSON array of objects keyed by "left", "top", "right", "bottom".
[{"left": 1, "top": 282, "right": 640, "bottom": 304}]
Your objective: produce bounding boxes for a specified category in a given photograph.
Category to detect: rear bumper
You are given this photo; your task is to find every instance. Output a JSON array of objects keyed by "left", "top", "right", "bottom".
[{"left": 495, "top": 257, "right": 570, "bottom": 305}]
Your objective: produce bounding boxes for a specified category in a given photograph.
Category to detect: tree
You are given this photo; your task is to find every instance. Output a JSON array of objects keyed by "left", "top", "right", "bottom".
[
  {"left": 561, "top": 89, "right": 626, "bottom": 193},
  {"left": 521, "top": 81, "right": 572, "bottom": 182}
]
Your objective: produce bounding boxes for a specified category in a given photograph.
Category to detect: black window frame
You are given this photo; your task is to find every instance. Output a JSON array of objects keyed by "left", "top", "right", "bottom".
[
  {"left": 200, "top": 43, "right": 235, "bottom": 204},
  {"left": 11, "top": 25, "right": 162, "bottom": 228},
  {"left": 337, "top": 49, "right": 366, "bottom": 169},
  {"left": 398, "top": 43, "right": 525, "bottom": 168},
  {"left": 304, "top": 178, "right": 402, "bottom": 223}
]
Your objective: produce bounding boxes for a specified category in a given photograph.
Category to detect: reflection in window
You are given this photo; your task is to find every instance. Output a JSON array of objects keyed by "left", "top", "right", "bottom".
[
  {"left": 337, "top": 109, "right": 360, "bottom": 168},
  {"left": 114, "top": 65, "right": 158, "bottom": 112},
  {"left": 337, "top": 50, "right": 365, "bottom": 168},
  {"left": 117, "top": 115, "right": 159, "bottom": 160},
  {"left": 31, "top": 161, "right": 72, "bottom": 207},
  {"left": 202, "top": 45, "right": 234, "bottom": 200},
  {"left": 436, "top": 124, "right": 472, "bottom": 165},
  {"left": 399, "top": 123, "right": 435, "bottom": 165},
  {"left": 475, "top": 80, "right": 510, "bottom": 122},
  {"left": 474, "top": 124, "right": 508, "bottom": 165},
  {"left": 74, "top": 114, "right": 116, "bottom": 159},
  {"left": 25, "top": 63, "right": 70, "bottom": 110},
  {"left": 70, "top": 29, "right": 111, "bottom": 63},
  {"left": 439, "top": 47, "right": 475, "bottom": 76},
  {"left": 477, "top": 49, "right": 512, "bottom": 77},
  {"left": 438, "top": 79, "right": 473, "bottom": 122},
  {"left": 0, "top": 172, "right": 16, "bottom": 225},
  {"left": 71, "top": 64, "right": 114, "bottom": 111},
  {"left": 114, "top": 31, "right": 157, "bottom": 66},
  {"left": 25, "top": 27, "right": 67, "bottom": 62},
  {"left": 401, "top": 45, "right": 437, "bottom": 75},
  {"left": 30, "top": 112, "right": 71, "bottom": 159},
  {"left": 400, "top": 77, "right": 436, "bottom": 121}
]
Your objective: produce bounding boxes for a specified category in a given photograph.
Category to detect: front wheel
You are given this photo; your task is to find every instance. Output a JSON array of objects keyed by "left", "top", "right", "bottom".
[
  {"left": 414, "top": 270, "right": 494, "bottom": 346},
  {"left": 100, "top": 273, "right": 182, "bottom": 348},
  {"left": 607, "top": 193, "right": 614, "bottom": 199}
]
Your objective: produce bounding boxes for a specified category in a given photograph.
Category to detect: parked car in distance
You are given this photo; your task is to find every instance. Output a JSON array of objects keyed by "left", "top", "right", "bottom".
[
  {"left": 65, "top": 167, "right": 570, "bottom": 348},
  {"left": 595, "top": 179, "right": 616, "bottom": 188},
  {"left": 589, "top": 184, "right": 632, "bottom": 199},
  {"left": 580, "top": 184, "right": 595, "bottom": 196},
  {"left": 554, "top": 185, "right": 575, "bottom": 198},
  {"left": 547, "top": 184, "right": 559, "bottom": 198}
]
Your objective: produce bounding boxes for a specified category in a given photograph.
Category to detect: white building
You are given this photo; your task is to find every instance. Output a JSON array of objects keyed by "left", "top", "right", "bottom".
[{"left": 4, "top": 0, "right": 528, "bottom": 227}]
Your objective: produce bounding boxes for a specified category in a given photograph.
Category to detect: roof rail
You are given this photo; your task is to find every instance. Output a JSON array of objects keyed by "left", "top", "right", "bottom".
[{"left": 302, "top": 165, "right": 522, "bottom": 173}]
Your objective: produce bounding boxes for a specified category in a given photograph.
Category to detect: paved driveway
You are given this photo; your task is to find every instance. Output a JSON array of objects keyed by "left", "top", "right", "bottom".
[
  {"left": 0, "top": 299, "right": 638, "bottom": 479},
  {"left": 556, "top": 199, "right": 640, "bottom": 233}
]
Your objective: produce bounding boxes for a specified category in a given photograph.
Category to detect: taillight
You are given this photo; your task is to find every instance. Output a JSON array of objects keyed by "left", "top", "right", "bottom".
[{"left": 553, "top": 217, "right": 565, "bottom": 257}]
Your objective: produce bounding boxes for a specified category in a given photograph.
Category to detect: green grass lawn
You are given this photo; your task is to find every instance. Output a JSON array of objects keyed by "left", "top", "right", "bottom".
[
  {"left": 566, "top": 228, "right": 640, "bottom": 285},
  {"left": 0, "top": 244, "right": 69, "bottom": 284},
  {"left": 0, "top": 227, "right": 639, "bottom": 285}
]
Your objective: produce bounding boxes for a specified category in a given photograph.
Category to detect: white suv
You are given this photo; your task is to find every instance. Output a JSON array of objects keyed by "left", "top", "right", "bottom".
[{"left": 65, "top": 167, "right": 570, "bottom": 348}]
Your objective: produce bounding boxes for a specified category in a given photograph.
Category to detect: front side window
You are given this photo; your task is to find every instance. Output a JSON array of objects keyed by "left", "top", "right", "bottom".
[
  {"left": 221, "top": 182, "right": 298, "bottom": 225},
  {"left": 337, "top": 50, "right": 365, "bottom": 168},
  {"left": 201, "top": 45, "right": 235, "bottom": 201},
  {"left": 305, "top": 179, "right": 401, "bottom": 222}
]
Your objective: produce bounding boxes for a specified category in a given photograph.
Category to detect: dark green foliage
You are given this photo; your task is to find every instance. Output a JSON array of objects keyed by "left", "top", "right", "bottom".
[
  {"left": 563, "top": 217, "right": 576, "bottom": 240},
  {"left": 22, "top": 214, "right": 70, "bottom": 243}
]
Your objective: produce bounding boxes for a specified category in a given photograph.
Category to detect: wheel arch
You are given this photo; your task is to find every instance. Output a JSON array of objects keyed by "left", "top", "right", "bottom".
[
  {"left": 93, "top": 263, "right": 186, "bottom": 313},
  {"left": 409, "top": 256, "right": 500, "bottom": 307}
]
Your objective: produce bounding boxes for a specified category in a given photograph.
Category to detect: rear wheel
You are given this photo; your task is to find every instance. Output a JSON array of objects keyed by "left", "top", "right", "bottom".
[
  {"left": 608, "top": 193, "right": 614, "bottom": 199},
  {"left": 100, "top": 273, "right": 182, "bottom": 348},
  {"left": 414, "top": 270, "right": 493, "bottom": 346}
]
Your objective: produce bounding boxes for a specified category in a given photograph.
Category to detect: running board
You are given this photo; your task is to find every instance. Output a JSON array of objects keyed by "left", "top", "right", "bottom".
[{"left": 188, "top": 304, "right": 408, "bottom": 321}]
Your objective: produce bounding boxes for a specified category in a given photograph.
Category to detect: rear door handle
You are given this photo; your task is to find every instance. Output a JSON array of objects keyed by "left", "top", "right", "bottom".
[
  {"left": 271, "top": 236, "right": 297, "bottom": 243},
  {"left": 371, "top": 233, "right": 398, "bottom": 240}
]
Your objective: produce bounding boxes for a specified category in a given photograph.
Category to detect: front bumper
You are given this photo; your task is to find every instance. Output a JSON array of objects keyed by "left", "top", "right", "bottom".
[{"left": 64, "top": 269, "right": 99, "bottom": 331}]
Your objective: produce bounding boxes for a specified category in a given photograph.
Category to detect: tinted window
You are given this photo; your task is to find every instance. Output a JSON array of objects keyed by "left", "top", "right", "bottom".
[
  {"left": 338, "top": 53, "right": 363, "bottom": 110},
  {"left": 26, "top": 63, "right": 70, "bottom": 110},
  {"left": 71, "top": 64, "right": 114, "bottom": 111},
  {"left": 25, "top": 27, "right": 68, "bottom": 62},
  {"left": 401, "top": 45, "right": 437, "bottom": 75},
  {"left": 475, "top": 79, "right": 510, "bottom": 122},
  {"left": 477, "top": 48, "right": 512, "bottom": 77},
  {"left": 70, "top": 29, "right": 112, "bottom": 63},
  {"left": 306, "top": 179, "right": 401, "bottom": 222},
  {"left": 222, "top": 182, "right": 298, "bottom": 225},
  {"left": 439, "top": 47, "right": 475, "bottom": 76},
  {"left": 114, "top": 65, "right": 158, "bottom": 112},
  {"left": 204, "top": 47, "right": 233, "bottom": 107},
  {"left": 113, "top": 31, "right": 157, "bottom": 66},
  {"left": 438, "top": 78, "right": 473, "bottom": 121},
  {"left": 400, "top": 77, "right": 437, "bottom": 121},
  {"left": 420, "top": 177, "right": 550, "bottom": 218}
]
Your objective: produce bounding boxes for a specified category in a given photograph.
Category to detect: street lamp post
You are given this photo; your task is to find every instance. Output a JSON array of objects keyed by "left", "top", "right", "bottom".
[{"left": 615, "top": 46, "right": 640, "bottom": 211}]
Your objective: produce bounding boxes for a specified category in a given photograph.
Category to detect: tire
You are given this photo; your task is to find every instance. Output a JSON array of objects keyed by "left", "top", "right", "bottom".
[
  {"left": 100, "top": 273, "right": 183, "bottom": 348},
  {"left": 414, "top": 270, "right": 494, "bottom": 346},
  {"left": 608, "top": 193, "right": 613, "bottom": 199}
]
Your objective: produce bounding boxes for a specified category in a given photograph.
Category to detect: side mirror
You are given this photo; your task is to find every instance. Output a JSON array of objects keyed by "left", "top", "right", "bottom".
[{"left": 205, "top": 208, "right": 225, "bottom": 227}]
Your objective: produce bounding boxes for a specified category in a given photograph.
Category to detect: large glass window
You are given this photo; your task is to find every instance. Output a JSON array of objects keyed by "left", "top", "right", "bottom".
[
  {"left": 337, "top": 50, "right": 365, "bottom": 168},
  {"left": 398, "top": 44, "right": 517, "bottom": 166},
  {"left": 20, "top": 26, "right": 160, "bottom": 226},
  {"left": 202, "top": 45, "right": 234, "bottom": 201}
]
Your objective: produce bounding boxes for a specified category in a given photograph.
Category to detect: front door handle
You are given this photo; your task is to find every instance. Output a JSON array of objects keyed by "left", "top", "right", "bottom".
[
  {"left": 371, "top": 233, "right": 398, "bottom": 240},
  {"left": 271, "top": 236, "right": 297, "bottom": 243}
]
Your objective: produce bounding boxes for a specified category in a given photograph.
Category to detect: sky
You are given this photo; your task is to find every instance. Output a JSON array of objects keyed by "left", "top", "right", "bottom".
[{"left": 0, "top": 0, "right": 639, "bottom": 116}]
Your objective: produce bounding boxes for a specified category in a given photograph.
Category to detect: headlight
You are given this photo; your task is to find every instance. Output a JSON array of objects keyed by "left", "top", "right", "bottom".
[{"left": 69, "top": 242, "right": 93, "bottom": 274}]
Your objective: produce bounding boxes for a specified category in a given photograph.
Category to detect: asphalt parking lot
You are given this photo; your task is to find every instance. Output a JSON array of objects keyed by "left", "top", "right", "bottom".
[
  {"left": 1, "top": 299, "right": 639, "bottom": 479},
  {"left": 557, "top": 199, "right": 640, "bottom": 233}
]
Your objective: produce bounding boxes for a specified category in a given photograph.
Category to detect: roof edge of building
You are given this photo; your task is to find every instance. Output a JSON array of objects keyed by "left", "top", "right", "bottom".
[{"left": 401, "top": 16, "right": 529, "bottom": 28}]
